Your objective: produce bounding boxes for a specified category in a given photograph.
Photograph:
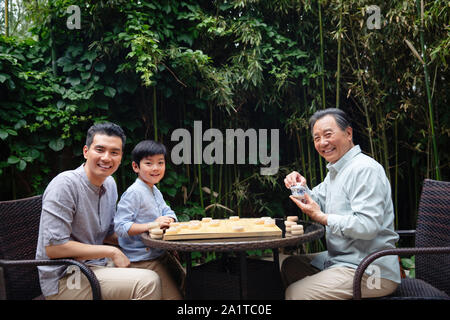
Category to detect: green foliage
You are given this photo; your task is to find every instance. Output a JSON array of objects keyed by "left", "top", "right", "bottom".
[{"left": 401, "top": 256, "right": 416, "bottom": 278}]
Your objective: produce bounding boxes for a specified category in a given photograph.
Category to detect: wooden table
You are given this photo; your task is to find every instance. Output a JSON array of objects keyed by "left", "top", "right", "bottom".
[{"left": 141, "top": 219, "right": 324, "bottom": 299}]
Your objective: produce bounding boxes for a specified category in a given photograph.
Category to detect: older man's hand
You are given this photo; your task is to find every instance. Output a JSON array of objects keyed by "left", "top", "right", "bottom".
[
  {"left": 284, "top": 171, "right": 307, "bottom": 188},
  {"left": 289, "top": 193, "right": 328, "bottom": 226}
]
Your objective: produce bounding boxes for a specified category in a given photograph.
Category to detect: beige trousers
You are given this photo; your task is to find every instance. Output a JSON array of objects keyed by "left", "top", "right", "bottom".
[
  {"left": 129, "top": 253, "right": 184, "bottom": 300},
  {"left": 46, "top": 265, "right": 162, "bottom": 300},
  {"left": 281, "top": 254, "right": 398, "bottom": 300},
  {"left": 46, "top": 253, "right": 184, "bottom": 300}
]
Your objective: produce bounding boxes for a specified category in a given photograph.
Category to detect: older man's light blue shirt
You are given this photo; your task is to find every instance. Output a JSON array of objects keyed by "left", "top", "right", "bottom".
[
  {"left": 115, "top": 178, "right": 177, "bottom": 261},
  {"left": 308, "top": 145, "right": 401, "bottom": 283}
]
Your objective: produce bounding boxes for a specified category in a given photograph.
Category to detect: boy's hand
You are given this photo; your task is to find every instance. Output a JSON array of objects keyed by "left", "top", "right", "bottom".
[{"left": 155, "top": 216, "right": 174, "bottom": 229}]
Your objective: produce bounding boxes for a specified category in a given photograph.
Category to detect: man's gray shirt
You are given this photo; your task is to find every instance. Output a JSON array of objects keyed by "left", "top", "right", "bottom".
[{"left": 36, "top": 164, "right": 117, "bottom": 297}]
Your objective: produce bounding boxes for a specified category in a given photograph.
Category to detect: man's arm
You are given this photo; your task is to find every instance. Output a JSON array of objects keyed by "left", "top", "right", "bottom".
[{"left": 45, "top": 240, "right": 130, "bottom": 267}]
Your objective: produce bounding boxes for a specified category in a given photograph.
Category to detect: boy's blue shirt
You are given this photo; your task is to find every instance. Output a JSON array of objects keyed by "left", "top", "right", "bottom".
[{"left": 114, "top": 177, "right": 178, "bottom": 261}]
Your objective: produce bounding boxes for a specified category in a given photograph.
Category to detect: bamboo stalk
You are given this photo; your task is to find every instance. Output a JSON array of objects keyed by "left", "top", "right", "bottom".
[
  {"left": 153, "top": 86, "right": 158, "bottom": 141},
  {"left": 295, "top": 131, "right": 307, "bottom": 178},
  {"left": 394, "top": 118, "right": 398, "bottom": 229},
  {"left": 349, "top": 24, "right": 375, "bottom": 157},
  {"left": 414, "top": 0, "right": 441, "bottom": 180},
  {"left": 318, "top": 0, "right": 326, "bottom": 109},
  {"left": 336, "top": 0, "right": 343, "bottom": 108},
  {"left": 5, "top": 0, "right": 8, "bottom": 37},
  {"left": 209, "top": 103, "right": 214, "bottom": 205},
  {"left": 378, "top": 108, "right": 391, "bottom": 183}
]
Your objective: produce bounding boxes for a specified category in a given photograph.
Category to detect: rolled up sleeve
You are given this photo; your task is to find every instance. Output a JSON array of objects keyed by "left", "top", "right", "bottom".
[
  {"left": 114, "top": 190, "right": 139, "bottom": 238},
  {"left": 41, "top": 178, "right": 76, "bottom": 247}
]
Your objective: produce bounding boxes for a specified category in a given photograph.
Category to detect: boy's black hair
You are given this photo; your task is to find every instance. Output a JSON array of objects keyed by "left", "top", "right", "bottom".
[
  {"left": 86, "top": 122, "right": 126, "bottom": 150},
  {"left": 132, "top": 140, "right": 167, "bottom": 166}
]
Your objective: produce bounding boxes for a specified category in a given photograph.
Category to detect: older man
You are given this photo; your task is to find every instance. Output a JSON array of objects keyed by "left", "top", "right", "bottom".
[{"left": 282, "top": 108, "right": 400, "bottom": 300}]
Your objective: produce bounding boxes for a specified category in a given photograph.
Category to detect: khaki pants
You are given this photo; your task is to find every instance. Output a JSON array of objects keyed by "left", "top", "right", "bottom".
[
  {"left": 129, "top": 252, "right": 184, "bottom": 300},
  {"left": 46, "top": 265, "right": 162, "bottom": 300},
  {"left": 281, "top": 254, "right": 398, "bottom": 300}
]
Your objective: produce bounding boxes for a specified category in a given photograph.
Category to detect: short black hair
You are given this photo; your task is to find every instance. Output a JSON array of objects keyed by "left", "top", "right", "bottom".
[
  {"left": 86, "top": 122, "right": 126, "bottom": 149},
  {"left": 132, "top": 140, "right": 167, "bottom": 166},
  {"left": 309, "top": 108, "right": 352, "bottom": 133}
]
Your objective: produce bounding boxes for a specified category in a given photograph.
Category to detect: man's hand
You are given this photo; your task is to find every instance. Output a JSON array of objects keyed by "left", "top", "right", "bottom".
[
  {"left": 109, "top": 246, "right": 131, "bottom": 268},
  {"left": 289, "top": 193, "right": 328, "bottom": 226},
  {"left": 284, "top": 171, "right": 307, "bottom": 188}
]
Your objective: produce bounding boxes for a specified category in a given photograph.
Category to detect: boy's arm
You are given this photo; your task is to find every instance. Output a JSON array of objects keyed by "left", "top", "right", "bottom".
[{"left": 114, "top": 190, "right": 140, "bottom": 238}]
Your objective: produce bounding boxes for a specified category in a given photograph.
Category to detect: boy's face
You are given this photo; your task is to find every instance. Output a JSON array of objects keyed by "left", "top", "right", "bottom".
[
  {"left": 132, "top": 154, "right": 166, "bottom": 187},
  {"left": 83, "top": 134, "right": 123, "bottom": 186}
]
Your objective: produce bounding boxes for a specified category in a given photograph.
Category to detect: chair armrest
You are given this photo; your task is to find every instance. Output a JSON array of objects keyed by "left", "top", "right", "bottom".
[
  {"left": 353, "top": 246, "right": 450, "bottom": 300},
  {"left": 396, "top": 230, "right": 416, "bottom": 237},
  {"left": 0, "top": 258, "right": 102, "bottom": 300}
]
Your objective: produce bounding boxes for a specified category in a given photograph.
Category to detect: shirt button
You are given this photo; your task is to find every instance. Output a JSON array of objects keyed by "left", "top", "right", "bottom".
[{"left": 145, "top": 247, "right": 150, "bottom": 252}]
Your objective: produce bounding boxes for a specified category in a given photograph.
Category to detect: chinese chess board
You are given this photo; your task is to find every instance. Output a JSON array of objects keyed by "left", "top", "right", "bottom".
[{"left": 162, "top": 217, "right": 282, "bottom": 241}]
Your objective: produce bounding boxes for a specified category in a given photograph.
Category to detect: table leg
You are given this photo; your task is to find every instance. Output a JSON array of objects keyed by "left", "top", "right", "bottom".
[
  {"left": 273, "top": 248, "right": 280, "bottom": 271},
  {"left": 184, "top": 252, "right": 192, "bottom": 299},
  {"left": 238, "top": 251, "right": 248, "bottom": 300}
]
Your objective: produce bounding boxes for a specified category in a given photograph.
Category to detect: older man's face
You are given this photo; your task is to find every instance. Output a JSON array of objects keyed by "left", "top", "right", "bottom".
[{"left": 312, "top": 115, "right": 354, "bottom": 164}]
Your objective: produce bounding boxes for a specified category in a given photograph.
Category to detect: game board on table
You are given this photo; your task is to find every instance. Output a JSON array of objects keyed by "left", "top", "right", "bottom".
[{"left": 162, "top": 217, "right": 282, "bottom": 241}]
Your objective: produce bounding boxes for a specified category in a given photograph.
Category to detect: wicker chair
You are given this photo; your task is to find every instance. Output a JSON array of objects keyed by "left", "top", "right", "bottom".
[
  {"left": 0, "top": 195, "right": 101, "bottom": 300},
  {"left": 353, "top": 179, "right": 450, "bottom": 300}
]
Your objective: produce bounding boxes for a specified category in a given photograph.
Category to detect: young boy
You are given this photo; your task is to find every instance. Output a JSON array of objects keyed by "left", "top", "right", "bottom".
[{"left": 114, "top": 140, "right": 183, "bottom": 300}]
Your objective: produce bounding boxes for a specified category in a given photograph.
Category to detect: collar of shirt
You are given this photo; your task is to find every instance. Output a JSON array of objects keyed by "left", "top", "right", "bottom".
[
  {"left": 326, "top": 145, "right": 361, "bottom": 174},
  {"left": 76, "top": 164, "right": 107, "bottom": 196},
  {"left": 135, "top": 176, "right": 154, "bottom": 191}
]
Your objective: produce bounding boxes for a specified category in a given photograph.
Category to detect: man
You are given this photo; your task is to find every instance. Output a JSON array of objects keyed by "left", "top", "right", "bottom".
[
  {"left": 36, "top": 122, "right": 162, "bottom": 299},
  {"left": 282, "top": 108, "right": 400, "bottom": 300}
]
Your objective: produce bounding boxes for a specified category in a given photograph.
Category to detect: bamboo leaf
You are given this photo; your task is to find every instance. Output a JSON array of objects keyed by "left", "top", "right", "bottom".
[
  {"left": 405, "top": 39, "right": 425, "bottom": 65},
  {"left": 204, "top": 203, "right": 234, "bottom": 213}
]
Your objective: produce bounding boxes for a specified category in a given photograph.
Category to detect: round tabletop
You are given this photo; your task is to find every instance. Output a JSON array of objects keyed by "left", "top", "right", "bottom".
[{"left": 141, "top": 220, "right": 324, "bottom": 252}]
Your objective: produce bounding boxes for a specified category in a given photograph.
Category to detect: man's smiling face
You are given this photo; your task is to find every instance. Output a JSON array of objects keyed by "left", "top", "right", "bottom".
[
  {"left": 83, "top": 133, "right": 123, "bottom": 186},
  {"left": 312, "top": 115, "right": 354, "bottom": 164}
]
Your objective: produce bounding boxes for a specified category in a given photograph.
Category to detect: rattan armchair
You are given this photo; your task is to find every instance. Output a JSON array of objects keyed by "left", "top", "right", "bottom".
[
  {"left": 0, "top": 195, "right": 101, "bottom": 300},
  {"left": 353, "top": 179, "right": 450, "bottom": 300}
]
